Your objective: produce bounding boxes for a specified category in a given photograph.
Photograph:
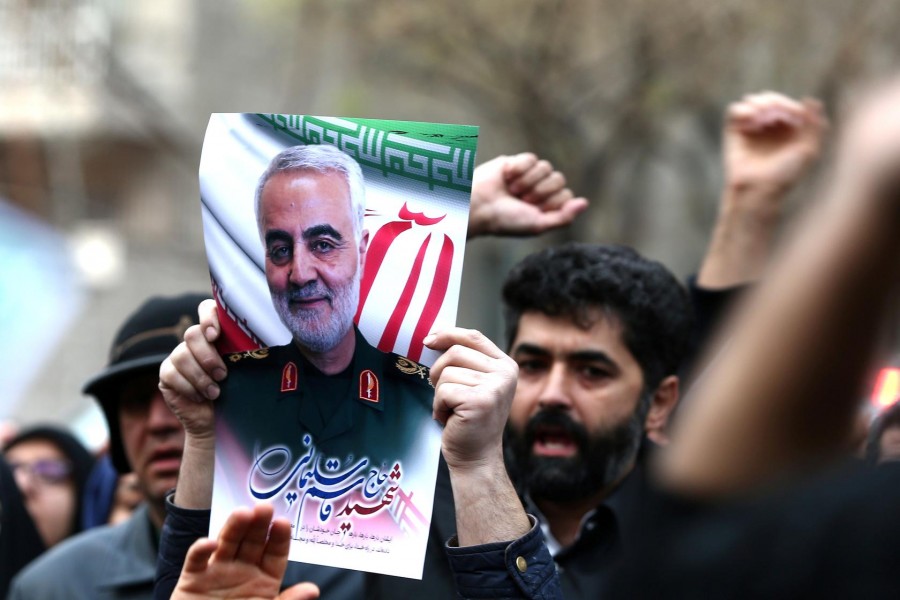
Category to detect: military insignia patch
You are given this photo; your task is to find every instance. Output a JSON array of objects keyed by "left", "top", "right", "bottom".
[
  {"left": 359, "top": 369, "right": 379, "bottom": 403},
  {"left": 227, "top": 348, "right": 270, "bottom": 363},
  {"left": 395, "top": 356, "right": 428, "bottom": 379},
  {"left": 281, "top": 361, "right": 298, "bottom": 392}
]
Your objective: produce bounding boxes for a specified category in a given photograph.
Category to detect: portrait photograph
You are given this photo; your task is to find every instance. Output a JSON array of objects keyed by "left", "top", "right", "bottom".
[{"left": 199, "top": 113, "right": 477, "bottom": 578}]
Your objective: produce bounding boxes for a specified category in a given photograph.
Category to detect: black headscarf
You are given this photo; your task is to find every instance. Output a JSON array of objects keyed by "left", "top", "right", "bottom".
[{"left": 4, "top": 425, "right": 96, "bottom": 541}]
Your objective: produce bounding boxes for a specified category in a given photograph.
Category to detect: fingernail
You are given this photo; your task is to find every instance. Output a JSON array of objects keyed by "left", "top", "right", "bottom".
[
  {"left": 206, "top": 384, "right": 220, "bottom": 400},
  {"left": 205, "top": 327, "right": 217, "bottom": 342},
  {"left": 213, "top": 368, "right": 226, "bottom": 381},
  {"left": 423, "top": 333, "right": 436, "bottom": 345}
]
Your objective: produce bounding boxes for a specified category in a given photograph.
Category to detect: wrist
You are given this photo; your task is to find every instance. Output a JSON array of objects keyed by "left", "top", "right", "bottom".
[
  {"left": 445, "top": 447, "right": 508, "bottom": 482},
  {"left": 721, "top": 181, "right": 789, "bottom": 218},
  {"left": 184, "top": 430, "right": 216, "bottom": 453}
]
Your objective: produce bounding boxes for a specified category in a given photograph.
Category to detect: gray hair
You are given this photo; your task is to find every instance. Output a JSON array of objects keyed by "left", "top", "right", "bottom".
[{"left": 254, "top": 144, "right": 366, "bottom": 242}]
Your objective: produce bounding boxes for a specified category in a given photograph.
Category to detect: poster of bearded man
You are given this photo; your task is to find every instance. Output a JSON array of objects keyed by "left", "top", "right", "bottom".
[{"left": 198, "top": 113, "right": 476, "bottom": 579}]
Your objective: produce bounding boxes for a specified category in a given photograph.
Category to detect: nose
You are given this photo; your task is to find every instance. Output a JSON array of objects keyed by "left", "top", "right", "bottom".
[
  {"left": 13, "top": 466, "right": 36, "bottom": 497},
  {"left": 146, "top": 391, "right": 182, "bottom": 434},
  {"left": 288, "top": 245, "right": 318, "bottom": 288},
  {"left": 536, "top": 363, "right": 573, "bottom": 411}
]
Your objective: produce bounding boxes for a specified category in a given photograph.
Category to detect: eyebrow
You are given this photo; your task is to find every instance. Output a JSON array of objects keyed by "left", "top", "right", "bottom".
[
  {"left": 264, "top": 230, "right": 292, "bottom": 247},
  {"left": 302, "top": 224, "right": 344, "bottom": 241},
  {"left": 264, "top": 224, "right": 345, "bottom": 248},
  {"left": 512, "top": 343, "right": 620, "bottom": 370}
]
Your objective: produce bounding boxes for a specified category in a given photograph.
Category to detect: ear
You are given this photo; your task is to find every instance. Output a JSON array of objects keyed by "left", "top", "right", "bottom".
[
  {"left": 644, "top": 375, "right": 680, "bottom": 446},
  {"left": 358, "top": 229, "right": 370, "bottom": 268}
]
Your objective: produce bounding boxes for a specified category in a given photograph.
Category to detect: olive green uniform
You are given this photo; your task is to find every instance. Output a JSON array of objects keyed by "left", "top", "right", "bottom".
[{"left": 212, "top": 327, "right": 440, "bottom": 577}]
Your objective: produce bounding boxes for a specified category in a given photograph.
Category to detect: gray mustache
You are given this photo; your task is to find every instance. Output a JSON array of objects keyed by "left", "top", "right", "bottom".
[{"left": 285, "top": 283, "right": 331, "bottom": 303}]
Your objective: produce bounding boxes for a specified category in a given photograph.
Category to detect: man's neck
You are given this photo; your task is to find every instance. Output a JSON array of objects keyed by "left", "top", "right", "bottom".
[
  {"left": 535, "top": 463, "right": 635, "bottom": 549},
  {"left": 298, "top": 328, "right": 357, "bottom": 375},
  {"left": 536, "top": 492, "right": 607, "bottom": 548}
]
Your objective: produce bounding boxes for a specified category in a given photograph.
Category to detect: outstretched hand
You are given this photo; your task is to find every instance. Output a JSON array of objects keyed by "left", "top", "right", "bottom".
[
  {"left": 172, "top": 503, "right": 319, "bottom": 600},
  {"left": 468, "top": 152, "right": 588, "bottom": 238}
]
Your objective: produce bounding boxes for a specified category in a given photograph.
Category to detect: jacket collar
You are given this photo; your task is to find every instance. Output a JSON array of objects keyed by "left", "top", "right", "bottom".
[{"left": 96, "top": 503, "right": 156, "bottom": 588}]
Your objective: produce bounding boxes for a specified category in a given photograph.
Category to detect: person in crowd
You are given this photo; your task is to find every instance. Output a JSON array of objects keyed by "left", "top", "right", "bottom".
[
  {"left": 497, "top": 241, "right": 691, "bottom": 596},
  {"left": 439, "top": 77, "right": 900, "bottom": 598},
  {"left": 493, "top": 91, "right": 825, "bottom": 596},
  {"left": 8, "top": 294, "right": 206, "bottom": 599},
  {"left": 0, "top": 456, "right": 45, "bottom": 598},
  {"left": 3, "top": 425, "right": 95, "bottom": 550}
]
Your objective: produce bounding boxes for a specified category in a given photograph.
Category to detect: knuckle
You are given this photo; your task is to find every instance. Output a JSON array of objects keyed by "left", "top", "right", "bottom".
[
  {"left": 465, "top": 328, "right": 485, "bottom": 345},
  {"left": 168, "top": 342, "right": 189, "bottom": 367},
  {"left": 183, "top": 324, "right": 203, "bottom": 344}
]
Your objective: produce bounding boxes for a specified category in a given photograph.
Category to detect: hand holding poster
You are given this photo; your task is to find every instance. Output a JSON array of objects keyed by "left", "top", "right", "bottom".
[{"left": 199, "top": 114, "right": 476, "bottom": 579}]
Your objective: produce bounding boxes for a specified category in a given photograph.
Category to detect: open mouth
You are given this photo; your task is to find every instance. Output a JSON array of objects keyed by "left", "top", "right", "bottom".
[{"left": 532, "top": 426, "right": 578, "bottom": 457}]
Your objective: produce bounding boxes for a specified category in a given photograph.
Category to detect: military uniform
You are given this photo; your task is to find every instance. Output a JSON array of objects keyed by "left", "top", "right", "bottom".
[{"left": 212, "top": 327, "right": 441, "bottom": 578}]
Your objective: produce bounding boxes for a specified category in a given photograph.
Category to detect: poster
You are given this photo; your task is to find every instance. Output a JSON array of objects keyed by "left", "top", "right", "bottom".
[{"left": 199, "top": 113, "right": 477, "bottom": 579}]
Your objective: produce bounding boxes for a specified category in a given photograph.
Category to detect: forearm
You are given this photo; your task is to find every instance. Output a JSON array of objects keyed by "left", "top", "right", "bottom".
[
  {"left": 696, "top": 184, "right": 786, "bottom": 289},
  {"left": 155, "top": 494, "right": 212, "bottom": 600},
  {"left": 666, "top": 182, "right": 900, "bottom": 496},
  {"left": 448, "top": 452, "right": 530, "bottom": 547},
  {"left": 173, "top": 434, "right": 215, "bottom": 509}
]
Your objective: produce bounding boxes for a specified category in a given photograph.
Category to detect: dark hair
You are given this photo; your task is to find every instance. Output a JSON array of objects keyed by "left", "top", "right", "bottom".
[
  {"left": 502, "top": 242, "right": 693, "bottom": 393},
  {"left": 4, "top": 425, "right": 95, "bottom": 539},
  {"left": 865, "top": 402, "right": 900, "bottom": 464}
]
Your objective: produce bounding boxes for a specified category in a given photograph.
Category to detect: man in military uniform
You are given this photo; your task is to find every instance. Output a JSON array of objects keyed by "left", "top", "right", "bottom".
[
  {"left": 216, "top": 327, "right": 439, "bottom": 564},
  {"left": 160, "top": 144, "right": 445, "bottom": 590}
]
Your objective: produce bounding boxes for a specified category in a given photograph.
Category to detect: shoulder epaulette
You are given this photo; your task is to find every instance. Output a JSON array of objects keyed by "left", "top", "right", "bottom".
[
  {"left": 394, "top": 356, "right": 432, "bottom": 387},
  {"left": 226, "top": 348, "right": 271, "bottom": 363}
]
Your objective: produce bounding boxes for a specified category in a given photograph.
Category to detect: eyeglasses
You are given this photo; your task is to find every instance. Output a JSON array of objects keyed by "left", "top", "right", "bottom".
[{"left": 9, "top": 459, "right": 73, "bottom": 485}]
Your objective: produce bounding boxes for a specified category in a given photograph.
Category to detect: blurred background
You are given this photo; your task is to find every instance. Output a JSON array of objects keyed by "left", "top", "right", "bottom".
[{"left": 4, "top": 0, "right": 900, "bottom": 449}]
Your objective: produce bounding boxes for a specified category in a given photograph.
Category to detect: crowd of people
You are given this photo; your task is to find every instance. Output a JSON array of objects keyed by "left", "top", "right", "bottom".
[{"left": 4, "top": 78, "right": 900, "bottom": 600}]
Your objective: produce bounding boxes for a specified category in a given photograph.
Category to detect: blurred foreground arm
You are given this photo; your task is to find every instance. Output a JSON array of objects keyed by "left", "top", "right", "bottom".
[
  {"left": 172, "top": 503, "right": 319, "bottom": 600},
  {"left": 664, "top": 81, "right": 900, "bottom": 497},
  {"left": 697, "top": 92, "right": 827, "bottom": 288},
  {"left": 468, "top": 153, "right": 588, "bottom": 238}
]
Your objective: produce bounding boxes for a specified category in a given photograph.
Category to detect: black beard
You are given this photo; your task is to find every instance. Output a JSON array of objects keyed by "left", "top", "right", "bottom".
[{"left": 504, "top": 403, "right": 646, "bottom": 503}]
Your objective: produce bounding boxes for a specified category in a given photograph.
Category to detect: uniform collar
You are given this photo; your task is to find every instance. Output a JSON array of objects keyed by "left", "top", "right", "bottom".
[
  {"left": 282, "top": 326, "right": 387, "bottom": 413},
  {"left": 283, "top": 328, "right": 386, "bottom": 442}
]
